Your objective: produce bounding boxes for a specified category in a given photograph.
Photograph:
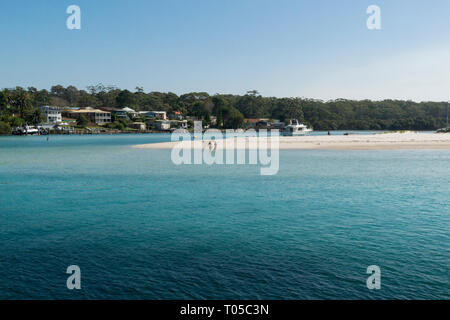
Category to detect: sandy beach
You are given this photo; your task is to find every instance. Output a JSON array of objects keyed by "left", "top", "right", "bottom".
[{"left": 133, "top": 132, "right": 450, "bottom": 150}]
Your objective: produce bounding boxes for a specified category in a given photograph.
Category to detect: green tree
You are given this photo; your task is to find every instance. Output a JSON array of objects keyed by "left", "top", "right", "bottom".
[
  {"left": 33, "top": 89, "right": 50, "bottom": 107},
  {"left": 116, "top": 90, "right": 137, "bottom": 108},
  {"left": 0, "top": 121, "right": 11, "bottom": 134},
  {"left": 216, "top": 108, "right": 223, "bottom": 128},
  {"left": 10, "top": 88, "right": 33, "bottom": 118},
  {"left": 9, "top": 116, "right": 24, "bottom": 127},
  {"left": 224, "top": 107, "right": 244, "bottom": 129},
  {"left": 77, "top": 115, "right": 89, "bottom": 126},
  {"left": 77, "top": 90, "right": 99, "bottom": 108},
  {"left": 27, "top": 109, "right": 44, "bottom": 125},
  {"left": 0, "top": 91, "right": 8, "bottom": 116}
]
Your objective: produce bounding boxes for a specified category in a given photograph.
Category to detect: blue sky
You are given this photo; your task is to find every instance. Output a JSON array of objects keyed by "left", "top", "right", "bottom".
[{"left": 1, "top": 0, "right": 450, "bottom": 101}]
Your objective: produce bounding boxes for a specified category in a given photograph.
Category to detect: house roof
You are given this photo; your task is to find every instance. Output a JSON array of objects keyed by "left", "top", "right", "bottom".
[
  {"left": 139, "top": 110, "right": 166, "bottom": 114},
  {"left": 121, "top": 107, "right": 136, "bottom": 113},
  {"left": 69, "top": 108, "right": 110, "bottom": 114},
  {"left": 100, "top": 107, "right": 121, "bottom": 112}
]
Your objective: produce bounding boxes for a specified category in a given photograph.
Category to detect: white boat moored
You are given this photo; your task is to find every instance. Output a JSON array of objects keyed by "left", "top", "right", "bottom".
[{"left": 283, "top": 119, "right": 312, "bottom": 136}]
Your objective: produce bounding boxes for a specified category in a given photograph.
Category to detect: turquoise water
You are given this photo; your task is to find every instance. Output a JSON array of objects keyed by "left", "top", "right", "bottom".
[{"left": 0, "top": 134, "right": 448, "bottom": 299}]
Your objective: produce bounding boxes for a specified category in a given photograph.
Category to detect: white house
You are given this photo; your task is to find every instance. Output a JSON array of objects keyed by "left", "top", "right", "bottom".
[
  {"left": 155, "top": 120, "right": 171, "bottom": 131},
  {"left": 120, "top": 107, "right": 138, "bottom": 118},
  {"left": 131, "top": 122, "right": 146, "bottom": 131},
  {"left": 139, "top": 111, "right": 167, "bottom": 120},
  {"left": 170, "top": 120, "right": 188, "bottom": 129},
  {"left": 40, "top": 106, "right": 62, "bottom": 124},
  {"left": 67, "top": 107, "right": 111, "bottom": 124}
]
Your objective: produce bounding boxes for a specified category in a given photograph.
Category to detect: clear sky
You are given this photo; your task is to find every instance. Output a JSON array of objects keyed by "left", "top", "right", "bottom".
[{"left": 1, "top": 0, "right": 450, "bottom": 101}]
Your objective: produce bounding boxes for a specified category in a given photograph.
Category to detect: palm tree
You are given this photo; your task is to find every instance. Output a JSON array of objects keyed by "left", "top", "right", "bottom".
[{"left": 11, "top": 89, "right": 32, "bottom": 118}]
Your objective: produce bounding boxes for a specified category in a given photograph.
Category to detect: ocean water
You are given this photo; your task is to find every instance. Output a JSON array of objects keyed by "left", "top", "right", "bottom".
[{"left": 0, "top": 134, "right": 448, "bottom": 300}]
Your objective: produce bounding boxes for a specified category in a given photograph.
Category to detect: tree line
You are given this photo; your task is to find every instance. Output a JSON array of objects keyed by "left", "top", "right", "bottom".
[{"left": 0, "top": 84, "right": 448, "bottom": 134}]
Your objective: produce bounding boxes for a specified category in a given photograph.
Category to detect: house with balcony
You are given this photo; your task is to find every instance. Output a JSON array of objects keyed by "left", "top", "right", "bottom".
[
  {"left": 169, "top": 111, "right": 183, "bottom": 120},
  {"left": 139, "top": 111, "right": 167, "bottom": 120},
  {"left": 130, "top": 122, "right": 146, "bottom": 131},
  {"left": 40, "top": 106, "right": 62, "bottom": 124},
  {"left": 154, "top": 120, "right": 171, "bottom": 131},
  {"left": 67, "top": 107, "right": 111, "bottom": 124},
  {"left": 120, "top": 107, "right": 138, "bottom": 119}
]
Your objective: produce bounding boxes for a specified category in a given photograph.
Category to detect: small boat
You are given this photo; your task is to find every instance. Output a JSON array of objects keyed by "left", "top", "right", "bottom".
[
  {"left": 12, "top": 125, "right": 39, "bottom": 135},
  {"left": 283, "top": 119, "right": 312, "bottom": 136},
  {"left": 23, "top": 125, "right": 39, "bottom": 135}
]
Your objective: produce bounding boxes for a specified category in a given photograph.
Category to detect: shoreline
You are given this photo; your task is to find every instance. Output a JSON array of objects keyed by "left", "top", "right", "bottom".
[
  {"left": 0, "top": 131, "right": 172, "bottom": 137},
  {"left": 132, "top": 133, "right": 450, "bottom": 150}
]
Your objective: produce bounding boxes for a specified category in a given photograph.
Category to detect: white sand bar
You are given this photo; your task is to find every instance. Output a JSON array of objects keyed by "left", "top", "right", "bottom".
[{"left": 133, "top": 133, "right": 450, "bottom": 150}]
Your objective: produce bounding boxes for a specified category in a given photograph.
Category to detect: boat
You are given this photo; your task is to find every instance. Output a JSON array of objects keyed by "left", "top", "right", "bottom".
[
  {"left": 282, "top": 119, "right": 312, "bottom": 136},
  {"left": 12, "top": 125, "right": 40, "bottom": 135},
  {"left": 24, "top": 125, "right": 39, "bottom": 135}
]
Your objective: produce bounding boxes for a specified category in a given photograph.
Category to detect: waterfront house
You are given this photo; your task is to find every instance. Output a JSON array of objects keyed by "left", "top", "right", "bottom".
[
  {"left": 179, "top": 120, "right": 188, "bottom": 129},
  {"left": 244, "top": 118, "right": 260, "bottom": 128},
  {"left": 40, "top": 106, "right": 62, "bottom": 124},
  {"left": 244, "top": 118, "right": 282, "bottom": 129},
  {"left": 115, "top": 109, "right": 129, "bottom": 120},
  {"left": 120, "top": 107, "right": 138, "bottom": 118},
  {"left": 99, "top": 107, "right": 122, "bottom": 118},
  {"left": 272, "top": 121, "right": 285, "bottom": 129},
  {"left": 130, "top": 122, "right": 146, "bottom": 131},
  {"left": 169, "top": 120, "right": 188, "bottom": 129},
  {"left": 99, "top": 107, "right": 135, "bottom": 120},
  {"left": 139, "top": 111, "right": 167, "bottom": 120},
  {"left": 154, "top": 120, "right": 171, "bottom": 131},
  {"left": 256, "top": 119, "right": 271, "bottom": 128},
  {"left": 67, "top": 107, "right": 111, "bottom": 124},
  {"left": 169, "top": 111, "right": 183, "bottom": 120}
]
